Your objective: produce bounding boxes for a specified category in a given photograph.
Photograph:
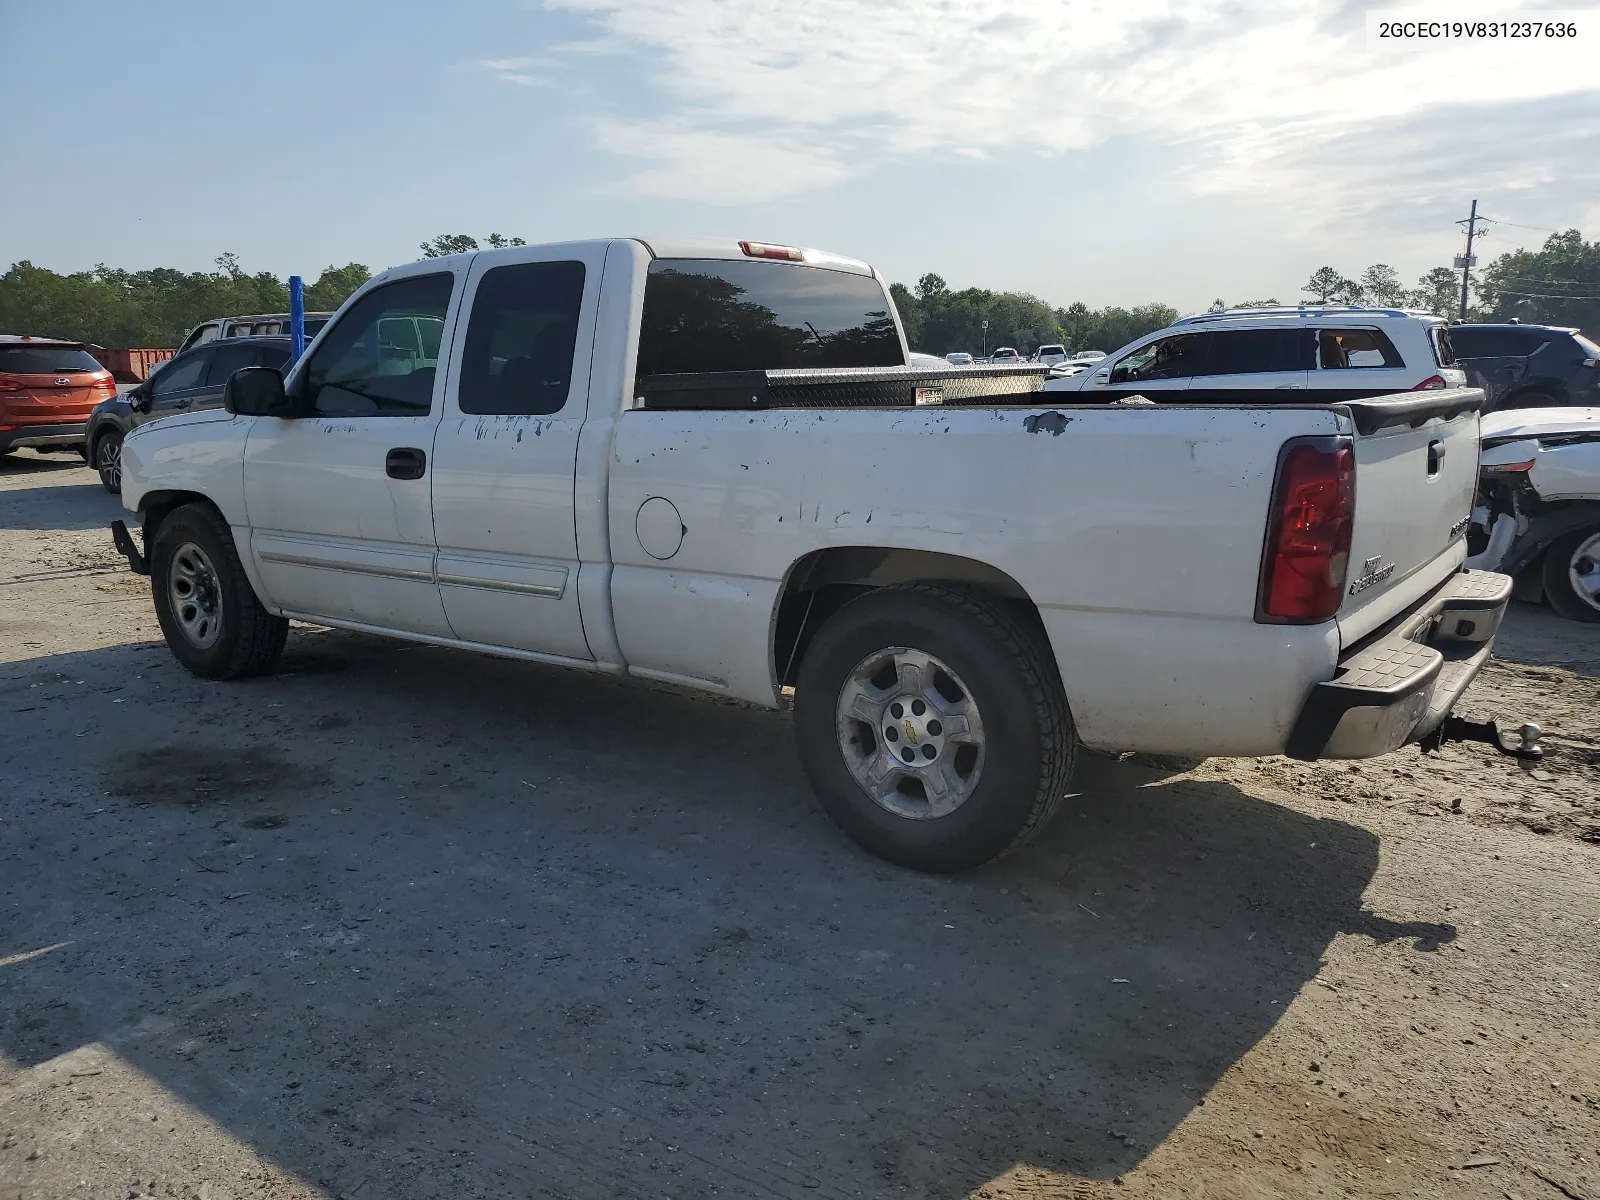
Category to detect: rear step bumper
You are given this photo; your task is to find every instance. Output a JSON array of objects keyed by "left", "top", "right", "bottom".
[{"left": 1286, "top": 569, "right": 1512, "bottom": 761}]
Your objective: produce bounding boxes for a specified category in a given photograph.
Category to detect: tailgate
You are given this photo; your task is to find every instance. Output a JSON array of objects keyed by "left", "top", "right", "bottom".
[{"left": 1338, "top": 389, "right": 1482, "bottom": 644}]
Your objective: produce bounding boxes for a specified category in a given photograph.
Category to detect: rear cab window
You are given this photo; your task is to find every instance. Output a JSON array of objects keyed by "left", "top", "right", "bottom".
[
  {"left": 0, "top": 345, "right": 105, "bottom": 374},
  {"left": 636, "top": 259, "right": 904, "bottom": 377}
]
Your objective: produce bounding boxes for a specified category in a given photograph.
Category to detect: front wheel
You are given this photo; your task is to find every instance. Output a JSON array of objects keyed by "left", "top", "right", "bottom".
[
  {"left": 94, "top": 430, "right": 123, "bottom": 494},
  {"left": 793, "top": 583, "right": 1078, "bottom": 872},
  {"left": 151, "top": 503, "right": 288, "bottom": 678},
  {"left": 1543, "top": 526, "right": 1600, "bottom": 623}
]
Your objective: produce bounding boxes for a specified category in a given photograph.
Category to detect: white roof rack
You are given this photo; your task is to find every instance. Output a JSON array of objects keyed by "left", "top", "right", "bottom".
[{"left": 1171, "top": 305, "right": 1435, "bottom": 326}]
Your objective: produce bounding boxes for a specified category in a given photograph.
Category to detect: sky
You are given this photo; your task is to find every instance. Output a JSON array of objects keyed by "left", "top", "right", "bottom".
[{"left": 1, "top": 0, "right": 1596, "bottom": 314}]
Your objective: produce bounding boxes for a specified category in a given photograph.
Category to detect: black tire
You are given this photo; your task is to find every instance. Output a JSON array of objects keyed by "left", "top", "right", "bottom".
[
  {"left": 93, "top": 430, "right": 123, "bottom": 494},
  {"left": 1541, "top": 526, "right": 1600, "bottom": 623},
  {"left": 793, "top": 582, "right": 1078, "bottom": 872},
  {"left": 151, "top": 503, "right": 288, "bottom": 678}
]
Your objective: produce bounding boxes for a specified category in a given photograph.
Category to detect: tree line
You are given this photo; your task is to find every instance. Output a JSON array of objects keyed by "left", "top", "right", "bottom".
[
  {"left": 895, "top": 230, "right": 1597, "bottom": 356},
  {"left": 0, "top": 231, "right": 524, "bottom": 349},
  {"left": 4, "top": 229, "right": 1593, "bottom": 352},
  {"left": 0, "top": 255, "right": 372, "bottom": 349},
  {"left": 1296, "top": 229, "right": 1599, "bottom": 334}
]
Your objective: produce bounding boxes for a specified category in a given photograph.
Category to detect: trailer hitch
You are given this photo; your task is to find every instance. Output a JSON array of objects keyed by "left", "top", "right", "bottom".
[{"left": 1420, "top": 716, "right": 1544, "bottom": 771}]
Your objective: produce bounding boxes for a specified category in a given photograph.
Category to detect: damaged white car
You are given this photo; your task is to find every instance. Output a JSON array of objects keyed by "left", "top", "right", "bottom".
[{"left": 1468, "top": 408, "right": 1600, "bottom": 623}]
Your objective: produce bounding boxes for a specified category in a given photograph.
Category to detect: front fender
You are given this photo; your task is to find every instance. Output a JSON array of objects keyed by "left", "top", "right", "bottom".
[{"left": 121, "top": 412, "right": 249, "bottom": 524}]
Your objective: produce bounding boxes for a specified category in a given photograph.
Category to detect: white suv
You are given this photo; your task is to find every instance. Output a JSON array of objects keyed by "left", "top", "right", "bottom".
[{"left": 1044, "top": 307, "right": 1467, "bottom": 401}]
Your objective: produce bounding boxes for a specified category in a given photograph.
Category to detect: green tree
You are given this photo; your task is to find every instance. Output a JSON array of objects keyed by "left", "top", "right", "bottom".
[
  {"left": 420, "top": 233, "right": 528, "bottom": 257},
  {"left": 304, "top": 263, "right": 372, "bottom": 312},
  {"left": 1409, "top": 267, "right": 1468, "bottom": 319},
  {"left": 1305, "top": 266, "right": 1357, "bottom": 304},
  {"left": 1477, "top": 229, "right": 1600, "bottom": 332},
  {"left": 888, "top": 282, "right": 921, "bottom": 347},
  {"left": 1359, "top": 264, "right": 1406, "bottom": 308},
  {"left": 420, "top": 234, "right": 480, "bottom": 258}
]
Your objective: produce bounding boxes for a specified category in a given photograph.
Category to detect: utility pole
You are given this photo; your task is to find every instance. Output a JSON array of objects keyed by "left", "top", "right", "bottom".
[{"left": 1455, "top": 199, "right": 1485, "bottom": 322}]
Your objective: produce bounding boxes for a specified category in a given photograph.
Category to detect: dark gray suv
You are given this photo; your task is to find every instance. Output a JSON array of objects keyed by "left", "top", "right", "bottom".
[
  {"left": 1451, "top": 323, "right": 1600, "bottom": 411},
  {"left": 84, "top": 337, "right": 292, "bottom": 493}
]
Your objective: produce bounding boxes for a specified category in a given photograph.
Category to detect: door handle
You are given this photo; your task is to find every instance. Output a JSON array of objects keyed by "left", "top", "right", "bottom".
[
  {"left": 174, "top": 397, "right": 193, "bottom": 408},
  {"left": 386, "top": 447, "right": 427, "bottom": 480}
]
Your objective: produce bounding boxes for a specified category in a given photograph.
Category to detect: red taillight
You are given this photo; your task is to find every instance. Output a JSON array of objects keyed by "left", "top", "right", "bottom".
[
  {"left": 1258, "top": 440, "right": 1355, "bottom": 623},
  {"left": 93, "top": 374, "right": 115, "bottom": 394},
  {"left": 1412, "top": 374, "right": 1447, "bottom": 390},
  {"left": 739, "top": 240, "right": 805, "bottom": 262}
]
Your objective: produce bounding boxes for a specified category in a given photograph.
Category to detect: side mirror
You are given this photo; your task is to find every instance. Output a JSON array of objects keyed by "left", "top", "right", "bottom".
[
  {"left": 127, "top": 386, "right": 152, "bottom": 414},
  {"left": 1102, "top": 367, "right": 1120, "bottom": 385},
  {"left": 224, "top": 366, "right": 289, "bottom": 417}
]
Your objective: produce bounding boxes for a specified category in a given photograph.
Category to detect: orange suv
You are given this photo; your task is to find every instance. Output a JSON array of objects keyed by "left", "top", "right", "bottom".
[{"left": 0, "top": 336, "right": 116, "bottom": 459}]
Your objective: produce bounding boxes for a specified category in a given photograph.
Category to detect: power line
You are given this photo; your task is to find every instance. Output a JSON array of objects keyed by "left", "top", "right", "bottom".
[
  {"left": 1495, "top": 288, "right": 1600, "bottom": 300},
  {"left": 1479, "top": 216, "right": 1561, "bottom": 233}
]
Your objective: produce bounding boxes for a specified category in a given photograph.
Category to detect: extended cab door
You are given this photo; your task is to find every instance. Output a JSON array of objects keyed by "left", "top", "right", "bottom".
[
  {"left": 242, "top": 266, "right": 462, "bottom": 636},
  {"left": 426, "top": 244, "right": 604, "bottom": 661}
]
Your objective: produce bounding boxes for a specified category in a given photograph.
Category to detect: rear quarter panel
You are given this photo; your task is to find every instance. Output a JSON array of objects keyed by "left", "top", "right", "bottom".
[{"left": 607, "top": 404, "right": 1346, "bottom": 754}]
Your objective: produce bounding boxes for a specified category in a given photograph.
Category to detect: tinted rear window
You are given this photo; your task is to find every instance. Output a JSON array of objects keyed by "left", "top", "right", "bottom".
[
  {"left": 1447, "top": 327, "right": 1545, "bottom": 359},
  {"left": 636, "top": 259, "right": 902, "bottom": 376},
  {"left": 0, "top": 346, "right": 103, "bottom": 374},
  {"left": 1192, "top": 328, "right": 1313, "bottom": 375}
]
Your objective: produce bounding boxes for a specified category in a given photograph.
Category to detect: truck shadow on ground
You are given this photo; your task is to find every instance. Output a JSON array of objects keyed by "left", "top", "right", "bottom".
[{"left": 0, "top": 629, "right": 1455, "bottom": 1198}]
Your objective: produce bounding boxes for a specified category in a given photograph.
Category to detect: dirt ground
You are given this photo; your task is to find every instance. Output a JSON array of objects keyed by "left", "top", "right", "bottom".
[{"left": 1, "top": 449, "right": 1596, "bottom": 1200}]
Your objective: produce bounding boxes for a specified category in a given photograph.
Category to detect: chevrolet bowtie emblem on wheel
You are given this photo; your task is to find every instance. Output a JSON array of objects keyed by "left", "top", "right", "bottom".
[
  {"left": 1349, "top": 553, "right": 1396, "bottom": 595},
  {"left": 903, "top": 720, "right": 919, "bottom": 745}
]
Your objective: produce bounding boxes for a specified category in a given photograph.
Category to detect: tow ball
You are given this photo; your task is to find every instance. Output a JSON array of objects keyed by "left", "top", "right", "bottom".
[{"left": 1420, "top": 716, "right": 1544, "bottom": 772}]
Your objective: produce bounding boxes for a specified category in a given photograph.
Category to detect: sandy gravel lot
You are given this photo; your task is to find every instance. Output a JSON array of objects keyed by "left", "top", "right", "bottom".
[{"left": 1, "top": 450, "right": 1597, "bottom": 1200}]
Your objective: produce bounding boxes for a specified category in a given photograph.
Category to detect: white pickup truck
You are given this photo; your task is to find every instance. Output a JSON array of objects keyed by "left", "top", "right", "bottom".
[{"left": 111, "top": 237, "right": 1536, "bottom": 872}]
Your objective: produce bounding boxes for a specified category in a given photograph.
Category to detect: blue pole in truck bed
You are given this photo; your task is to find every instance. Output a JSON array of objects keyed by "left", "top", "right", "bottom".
[{"left": 289, "top": 275, "right": 305, "bottom": 361}]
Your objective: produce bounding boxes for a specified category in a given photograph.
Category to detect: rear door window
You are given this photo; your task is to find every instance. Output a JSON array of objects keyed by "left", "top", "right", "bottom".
[
  {"left": 1449, "top": 328, "right": 1528, "bottom": 359},
  {"left": 637, "top": 259, "right": 903, "bottom": 376},
  {"left": 1317, "top": 328, "right": 1404, "bottom": 369},
  {"left": 205, "top": 343, "right": 259, "bottom": 387},
  {"left": 1195, "top": 328, "right": 1314, "bottom": 375},
  {"left": 257, "top": 345, "right": 291, "bottom": 370},
  {"left": 0, "top": 345, "right": 105, "bottom": 374},
  {"left": 458, "top": 261, "right": 586, "bottom": 416}
]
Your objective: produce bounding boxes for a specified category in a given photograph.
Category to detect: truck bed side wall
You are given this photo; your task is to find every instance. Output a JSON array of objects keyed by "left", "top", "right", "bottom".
[{"left": 606, "top": 404, "right": 1346, "bottom": 755}]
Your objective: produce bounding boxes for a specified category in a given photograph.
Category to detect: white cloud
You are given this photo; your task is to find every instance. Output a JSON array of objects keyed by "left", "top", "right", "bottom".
[
  {"left": 515, "top": 0, "right": 1597, "bottom": 212},
  {"left": 595, "top": 121, "right": 850, "bottom": 202}
]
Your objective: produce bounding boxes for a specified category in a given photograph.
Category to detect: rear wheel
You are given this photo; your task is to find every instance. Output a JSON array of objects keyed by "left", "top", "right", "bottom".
[
  {"left": 151, "top": 504, "right": 288, "bottom": 677},
  {"left": 94, "top": 430, "right": 123, "bottom": 494},
  {"left": 1543, "top": 526, "right": 1600, "bottom": 623},
  {"left": 793, "top": 583, "right": 1077, "bottom": 872}
]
